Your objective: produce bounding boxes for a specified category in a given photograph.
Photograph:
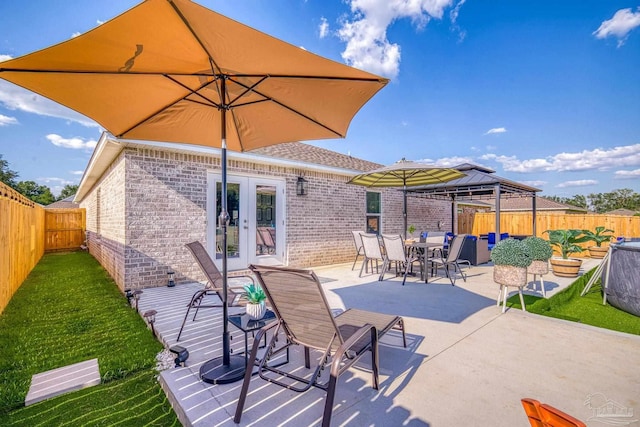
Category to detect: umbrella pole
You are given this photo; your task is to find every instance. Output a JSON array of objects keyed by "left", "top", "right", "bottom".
[
  {"left": 403, "top": 186, "right": 408, "bottom": 240},
  {"left": 199, "top": 78, "right": 245, "bottom": 384}
]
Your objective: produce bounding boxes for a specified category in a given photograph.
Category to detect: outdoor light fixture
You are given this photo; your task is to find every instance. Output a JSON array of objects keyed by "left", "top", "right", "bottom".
[
  {"left": 124, "top": 288, "right": 133, "bottom": 306},
  {"left": 296, "top": 176, "right": 308, "bottom": 196},
  {"left": 167, "top": 271, "right": 175, "bottom": 287},
  {"left": 143, "top": 309, "right": 157, "bottom": 337},
  {"left": 169, "top": 345, "right": 189, "bottom": 367},
  {"left": 132, "top": 290, "right": 143, "bottom": 312}
]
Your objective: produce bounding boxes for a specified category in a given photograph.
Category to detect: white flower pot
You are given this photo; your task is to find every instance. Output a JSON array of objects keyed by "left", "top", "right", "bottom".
[{"left": 246, "top": 301, "right": 267, "bottom": 320}]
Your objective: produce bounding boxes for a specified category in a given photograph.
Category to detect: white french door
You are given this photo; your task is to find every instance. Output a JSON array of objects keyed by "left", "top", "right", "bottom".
[{"left": 207, "top": 173, "right": 285, "bottom": 271}]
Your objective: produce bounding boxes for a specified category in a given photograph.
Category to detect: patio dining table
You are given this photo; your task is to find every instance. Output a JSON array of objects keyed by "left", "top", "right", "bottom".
[{"left": 407, "top": 241, "right": 444, "bottom": 283}]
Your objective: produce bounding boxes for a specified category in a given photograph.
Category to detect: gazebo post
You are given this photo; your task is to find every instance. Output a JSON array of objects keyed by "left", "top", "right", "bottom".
[
  {"left": 532, "top": 194, "right": 537, "bottom": 236},
  {"left": 451, "top": 194, "right": 456, "bottom": 234},
  {"left": 494, "top": 183, "right": 501, "bottom": 243}
]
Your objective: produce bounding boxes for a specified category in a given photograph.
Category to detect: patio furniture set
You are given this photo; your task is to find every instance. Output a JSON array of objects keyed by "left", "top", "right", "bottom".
[{"left": 351, "top": 230, "right": 472, "bottom": 286}]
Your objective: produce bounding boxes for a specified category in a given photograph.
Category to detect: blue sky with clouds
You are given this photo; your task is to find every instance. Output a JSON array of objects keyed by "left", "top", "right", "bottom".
[{"left": 1, "top": 0, "right": 639, "bottom": 197}]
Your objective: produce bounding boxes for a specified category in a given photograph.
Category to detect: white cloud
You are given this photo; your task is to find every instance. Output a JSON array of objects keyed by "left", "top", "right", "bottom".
[
  {"left": 0, "top": 81, "right": 98, "bottom": 127},
  {"left": 337, "top": 0, "right": 455, "bottom": 79},
  {"left": 485, "top": 145, "right": 497, "bottom": 151},
  {"left": 484, "top": 127, "right": 507, "bottom": 135},
  {"left": 0, "top": 114, "right": 18, "bottom": 126},
  {"left": 489, "top": 144, "right": 640, "bottom": 173},
  {"left": 520, "top": 180, "right": 546, "bottom": 187},
  {"left": 71, "top": 32, "right": 82, "bottom": 38},
  {"left": 319, "top": 17, "right": 329, "bottom": 39},
  {"left": 46, "top": 134, "right": 97, "bottom": 150},
  {"left": 614, "top": 169, "right": 640, "bottom": 179},
  {"left": 449, "top": 0, "right": 467, "bottom": 42},
  {"left": 0, "top": 54, "right": 12, "bottom": 62},
  {"left": 416, "top": 155, "right": 474, "bottom": 167},
  {"left": 593, "top": 7, "right": 640, "bottom": 47},
  {"left": 556, "top": 180, "right": 598, "bottom": 188},
  {"left": 70, "top": 170, "right": 85, "bottom": 175}
]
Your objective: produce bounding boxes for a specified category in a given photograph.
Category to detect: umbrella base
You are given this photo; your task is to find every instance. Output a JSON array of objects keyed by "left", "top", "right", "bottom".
[{"left": 199, "top": 355, "right": 246, "bottom": 384}]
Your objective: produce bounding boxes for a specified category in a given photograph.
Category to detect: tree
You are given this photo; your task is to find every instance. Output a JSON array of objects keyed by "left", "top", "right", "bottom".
[
  {"left": 588, "top": 189, "right": 640, "bottom": 213},
  {"left": 0, "top": 154, "right": 19, "bottom": 188},
  {"left": 58, "top": 184, "right": 79, "bottom": 200},
  {"left": 15, "top": 180, "right": 56, "bottom": 205}
]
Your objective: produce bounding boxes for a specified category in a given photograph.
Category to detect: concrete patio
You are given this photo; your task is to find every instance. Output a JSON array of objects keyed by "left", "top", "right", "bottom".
[{"left": 137, "top": 258, "right": 640, "bottom": 427}]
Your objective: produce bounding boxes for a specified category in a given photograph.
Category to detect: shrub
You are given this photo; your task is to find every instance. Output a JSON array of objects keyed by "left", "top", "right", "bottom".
[
  {"left": 490, "top": 238, "right": 532, "bottom": 268},
  {"left": 522, "top": 236, "right": 553, "bottom": 261}
]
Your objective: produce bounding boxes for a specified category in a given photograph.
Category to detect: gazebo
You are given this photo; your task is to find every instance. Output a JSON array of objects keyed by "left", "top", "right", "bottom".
[{"left": 406, "top": 163, "right": 542, "bottom": 242}]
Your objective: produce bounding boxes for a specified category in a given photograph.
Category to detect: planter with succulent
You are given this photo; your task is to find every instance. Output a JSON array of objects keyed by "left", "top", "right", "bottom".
[
  {"left": 243, "top": 283, "right": 267, "bottom": 320},
  {"left": 543, "top": 229, "right": 590, "bottom": 278},
  {"left": 522, "top": 236, "right": 553, "bottom": 296},
  {"left": 491, "top": 238, "right": 532, "bottom": 312},
  {"left": 582, "top": 226, "right": 615, "bottom": 259},
  {"left": 407, "top": 224, "right": 416, "bottom": 239}
]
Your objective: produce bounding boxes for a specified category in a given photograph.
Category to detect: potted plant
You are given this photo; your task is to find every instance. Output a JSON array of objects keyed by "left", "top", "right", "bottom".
[
  {"left": 491, "top": 238, "right": 532, "bottom": 311},
  {"left": 491, "top": 238, "right": 532, "bottom": 287},
  {"left": 407, "top": 224, "right": 416, "bottom": 240},
  {"left": 543, "top": 229, "right": 590, "bottom": 277},
  {"left": 582, "top": 226, "right": 614, "bottom": 259},
  {"left": 522, "top": 236, "right": 553, "bottom": 296},
  {"left": 243, "top": 283, "right": 267, "bottom": 320}
]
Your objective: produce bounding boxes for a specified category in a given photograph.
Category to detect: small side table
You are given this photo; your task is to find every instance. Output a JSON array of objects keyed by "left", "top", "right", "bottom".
[{"left": 228, "top": 310, "right": 288, "bottom": 369}]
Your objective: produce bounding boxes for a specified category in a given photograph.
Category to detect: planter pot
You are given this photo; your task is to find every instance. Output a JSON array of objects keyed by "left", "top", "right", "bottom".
[
  {"left": 246, "top": 301, "right": 267, "bottom": 320},
  {"left": 493, "top": 265, "right": 528, "bottom": 287},
  {"left": 588, "top": 246, "right": 608, "bottom": 259},
  {"left": 549, "top": 258, "right": 582, "bottom": 278},
  {"left": 527, "top": 260, "right": 549, "bottom": 276}
]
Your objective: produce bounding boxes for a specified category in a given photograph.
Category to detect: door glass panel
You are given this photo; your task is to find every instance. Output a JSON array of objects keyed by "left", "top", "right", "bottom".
[
  {"left": 256, "top": 185, "right": 277, "bottom": 256},
  {"left": 216, "top": 182, "right": 240, "bottom": 259}
]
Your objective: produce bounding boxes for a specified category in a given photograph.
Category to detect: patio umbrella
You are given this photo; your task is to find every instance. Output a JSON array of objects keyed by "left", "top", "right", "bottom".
[
  {"left": 0, "top": 0, "right": 387, "bottom": 384},
  {"left": 347, "top": 159, "right": 465, "bottom": 238}
]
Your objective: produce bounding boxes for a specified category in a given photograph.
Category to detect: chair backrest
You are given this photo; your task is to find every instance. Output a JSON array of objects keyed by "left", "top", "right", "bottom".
[
  {"left": 488, "top": 232, "right": 496, "bottom": 245},
  {"left": 446, "top": 234, "right": 468, "bottom": 262},
  {"left": 185, "top": 241, "right": 224, "bottom": 297},
  {"left": 351, "top": 230, "right": 364, "bottom": 251},
  {"left": 360, "top": 233, "right": 383, "bottom": 260},
  {"left": 381, "top": 234, "right": 406, "bottom": 263},
  {"left": 521, "top": 398, "right": 545, "bottom": 427},
  {"left": 249, "top": 265, "right": 342, "bottom": 351},
  {"left": 425, "top": 231, "right": 445, "bottom": 246},
  {"left": 258, "top": 227, "right": 275, "bottom": 248},
  {"left": 539, "top": 403, "right": 586, "bottom": 427}
]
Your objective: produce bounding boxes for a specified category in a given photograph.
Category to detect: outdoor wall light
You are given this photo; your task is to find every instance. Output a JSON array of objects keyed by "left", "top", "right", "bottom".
[
  {"left": 124, "top": 288, "right": 133, "bottom": 306},
  {"left": 169, "top": 345, "right": 189, "bottom": 367},
  {"left": 143, "top": 309, "right": 157, "bottom": 337},
  {"left": 132, "top": 289, "right": 143, "bottom": 312},
  {"left": 167, "top": 271, "right": 175, "bottom": 287},
  {"left": 296, "top": 176, "right": 308, "bottom": 196}
]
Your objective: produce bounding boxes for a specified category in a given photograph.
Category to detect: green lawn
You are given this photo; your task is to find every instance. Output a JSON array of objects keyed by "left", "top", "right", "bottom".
[
  {"left": 506, "top": 268, "right": 640, "bottom": 335},
  {"left": 0, "top": 251, "right": 179, "bottom": 426}
]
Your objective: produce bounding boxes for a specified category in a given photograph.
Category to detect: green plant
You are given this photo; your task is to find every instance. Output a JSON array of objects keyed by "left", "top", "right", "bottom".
[
  {"left": 243, "top": 284, "right": 266, "bottom": 304},
  {"left": 490, "top": 238, "right": 532, "bottom": 268},
  {"left": 582, "top": 226, "right": 614, "bottom": 247},
  {"left": 522, "top": 236, "right": 553, "bottom": 261},
  {"left": 408, "top": 224, "right": 416, "bottom": 235},
  {"left": 543, "top": 229, "right": 590, "bottom": 259}
]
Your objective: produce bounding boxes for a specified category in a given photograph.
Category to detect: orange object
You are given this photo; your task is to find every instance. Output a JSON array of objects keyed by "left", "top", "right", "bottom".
[{"left": 521, "top": 398, "right": 586, "bottom": 427}]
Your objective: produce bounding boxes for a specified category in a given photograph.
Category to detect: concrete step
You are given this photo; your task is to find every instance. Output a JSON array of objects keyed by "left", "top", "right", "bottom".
[{"left": 25, "top": 358, "right": 101, "bottom": 406}]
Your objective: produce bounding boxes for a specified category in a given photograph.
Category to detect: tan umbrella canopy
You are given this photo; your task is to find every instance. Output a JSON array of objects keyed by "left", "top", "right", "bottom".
[
  {"left": 0, "top": 0, "right": 387, "bottom": 384},
  {"left": 348, "top": 159, "right": 465, "bottom": 237}
]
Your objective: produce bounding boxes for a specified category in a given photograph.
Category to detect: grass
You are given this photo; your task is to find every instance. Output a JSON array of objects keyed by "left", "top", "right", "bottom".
[
  {"left": 0, "top": 251, "right": 179, "bottom": 426},
  {"left": 506, "top": 268, "right": 640, "bottom": 335}
]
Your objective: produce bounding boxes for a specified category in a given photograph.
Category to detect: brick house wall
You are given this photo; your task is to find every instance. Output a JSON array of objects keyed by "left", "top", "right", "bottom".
[{"left": 80, "top": 144, "right": 451, "bottom": 290}]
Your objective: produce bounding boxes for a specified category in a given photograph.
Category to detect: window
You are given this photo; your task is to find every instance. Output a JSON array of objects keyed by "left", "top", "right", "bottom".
[{"left": 366, "top": 191, "right": 381, "bottom": 234}]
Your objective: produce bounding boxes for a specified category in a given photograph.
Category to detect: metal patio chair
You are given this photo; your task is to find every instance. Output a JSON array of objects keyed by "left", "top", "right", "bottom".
[
  {"left": 176, "top": 241, "right": 254, "bottom": 341},
  {"left": 426, "top": 234, "right": 471, "bottom": 285},
  {"left": 234, "top": 264, "right": 406, "bottom": 427}
]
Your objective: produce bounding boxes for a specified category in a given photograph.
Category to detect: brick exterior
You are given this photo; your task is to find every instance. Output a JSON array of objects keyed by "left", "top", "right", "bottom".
[{"left": 80, "top": 145, "right": 451, "bottom": 289}]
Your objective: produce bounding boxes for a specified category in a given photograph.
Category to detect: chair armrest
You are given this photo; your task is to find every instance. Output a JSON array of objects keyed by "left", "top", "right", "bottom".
[{"left": 331, "top": 323, "right": 378, "bottom": 378}]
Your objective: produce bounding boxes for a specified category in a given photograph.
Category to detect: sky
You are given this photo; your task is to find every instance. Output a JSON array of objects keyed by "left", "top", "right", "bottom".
[{"left": 0, "top": 0, "right": 639, "bottom": 197}]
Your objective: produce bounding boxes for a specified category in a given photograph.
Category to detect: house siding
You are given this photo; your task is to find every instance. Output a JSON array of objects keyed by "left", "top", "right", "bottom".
[{"left": 81, "top": 145, "right": 451, "bottom": 289}]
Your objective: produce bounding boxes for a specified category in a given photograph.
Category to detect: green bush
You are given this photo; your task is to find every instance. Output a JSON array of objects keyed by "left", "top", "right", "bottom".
[
  {"left": 490, "top": 238, "right": 532, "bottom": 268},
  {"left": 522, "top": 236, "right": 553, "bottom": 261}
]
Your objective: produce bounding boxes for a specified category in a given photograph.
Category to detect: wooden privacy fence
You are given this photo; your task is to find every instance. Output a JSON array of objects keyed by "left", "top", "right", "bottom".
[
  {"left": 471, "top": 212, "right": 640, "bottom": 257},
  {"left": 45, "top": 208, "right": 86, "bottom": 252},
  {"left": 0, "top": 182, "right": 45, "bottom": 314}
]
